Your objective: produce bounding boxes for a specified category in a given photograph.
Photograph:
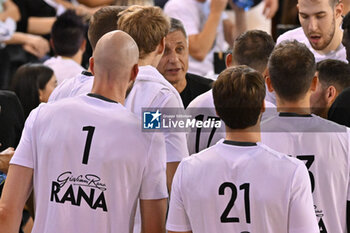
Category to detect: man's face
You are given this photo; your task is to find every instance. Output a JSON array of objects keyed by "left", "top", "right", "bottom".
[
  {"left": 298, "top": 0, "right": 336, "bottom": 51},
  {"left": 310, "top": 74, "right": 328, "bottom": 117},
  {"left": 157, "top": 30, "right": 189, "bottom": 85},
  {"left": 342, "top": 29, "right": 350, "bottom": 62}
]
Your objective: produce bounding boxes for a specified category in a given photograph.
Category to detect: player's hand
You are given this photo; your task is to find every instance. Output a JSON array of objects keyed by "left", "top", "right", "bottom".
[
  {"left": 22, "top": 34, "right": 50, "bottom": 59},
  {"left": 0, "top": 147, "right": 15, "bottom": 174},
  {"left": 210, "top": 0, "right": 229, "bottom": 14},
  {"left": 263, "top": 0, "right": 278, "bottom": 19}
]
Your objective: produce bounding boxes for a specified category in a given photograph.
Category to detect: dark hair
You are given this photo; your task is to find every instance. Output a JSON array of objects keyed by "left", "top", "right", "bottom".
[
  {"left": 51, "top": 10, "right": 86, "bottom": 57},
  {"left": 169, "top": 17, "right": 187, "bottom": 37},
  {"left": 213, "top": 65, "right": 265, "bottom": 129},
  {"left": 11, "top": 64, "right": 54, "bottom": 118},
  {"left": 268, "top": 40, "right": 316, "bottom": 102},
  {"left": 118, "top": 5, "right": 170, "bottom": 59},
  {"left": 232, "top": 30, "right": 275, "bottom": 73},
  {"left": 329, "top": 0, "right": 340, "bottom": 7},
  {"left": 342, "top": 11, "right": 350, "bottom": 33},
  {"left": 88, "top": 6, "right": 126, "bottom": 50},
  {"left": 316, "top": 59, "right": 350, "bottom": 92}
]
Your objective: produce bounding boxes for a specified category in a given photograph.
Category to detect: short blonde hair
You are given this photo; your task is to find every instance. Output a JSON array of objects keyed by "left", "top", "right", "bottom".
[{"left": 118, "top": 6, "right": 170, "bottom": 59}]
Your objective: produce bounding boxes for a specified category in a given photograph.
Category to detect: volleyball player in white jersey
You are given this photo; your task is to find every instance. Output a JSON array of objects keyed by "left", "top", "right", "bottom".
[
  {"left": 262, "top": 40, "right": 350, "bottom": 233},
  {"left": 48, "top": 6, "right": 126, "bottom": 102},
  {"left": 187, "top": 30, "right": 276, "bottom": 155},
  {"left": 167, "top": 66, "right": 318, "bottom": 233},
  {"left": 118, "top": 6, "right": 189, "bottom": 191},
  {"left": 0, "top": 31, "right": 168, "bottom": 233}
]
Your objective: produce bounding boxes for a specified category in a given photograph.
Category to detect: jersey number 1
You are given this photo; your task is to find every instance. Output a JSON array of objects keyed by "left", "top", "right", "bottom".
[{"left": 82, "top": 126, "right": 95, "bottom": 165}]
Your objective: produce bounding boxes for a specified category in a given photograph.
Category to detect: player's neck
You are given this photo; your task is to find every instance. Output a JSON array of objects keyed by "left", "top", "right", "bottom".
[
  {"left": 138, "top": 51, "right": 161, "bottom": 68},
  {"left": 173, "top": 77, "right": 187, "bottom": 93},
  {"left": 276, "top": 95, "right": 311, "bottom": 115},
  {"left": 225, "top": 124, "right": 261, "bottom": 143},
  {"left": 91, "top": 78, "right": 126, "bottom": 105}
]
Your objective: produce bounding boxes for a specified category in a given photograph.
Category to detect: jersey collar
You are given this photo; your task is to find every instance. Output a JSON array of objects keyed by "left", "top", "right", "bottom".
[
  {"left": 279, "top": 112, "right": 312, "bottom": 117},
  {"left": 82, "top": 71, "right": 93, "bottom": 76},
  {"left": 87, "top": 93, "right": 118, "bottom": 104},
  {"left": 223, "top": 140, "right": 257, "bottom": 147}
]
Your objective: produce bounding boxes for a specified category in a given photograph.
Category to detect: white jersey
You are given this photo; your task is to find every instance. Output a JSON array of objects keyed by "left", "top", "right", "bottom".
[
  {"left": 277, "top": 27, "right": 347, "bottom": 63},
  {"left": 125, "top": 65, "right": 189, "bottom": 162},
  {"left": 261, "top": 112, "right": 350, "bottom": 233},
  {"left": 10, "top": 94, "right": 168, "bottom": 233},
  {"left": 48, "top": 71, "right": 94, "bottom": 102},
  {"left": 186, "top": 90, "right": 276, "bottom": 155},
  {"left": 167, "top": 139, "right": 319, "bottom": 233},
  {"left": 44, "top": 56, "right": 85, "bottom": 85}
]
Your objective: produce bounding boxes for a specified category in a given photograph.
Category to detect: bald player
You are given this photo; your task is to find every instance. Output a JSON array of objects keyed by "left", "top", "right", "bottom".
[{"left": 0, "top": 30, "right": 168, "bottom": 233}]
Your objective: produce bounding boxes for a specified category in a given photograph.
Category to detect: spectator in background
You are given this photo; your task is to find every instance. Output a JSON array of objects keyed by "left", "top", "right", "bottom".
[
  {"left": 44, "top": 10, "right": 86, "bottom": 84},
  {"left": 11, "top": 64, "right": 57, "bottom": 118},
  {"left": 157, "top": 18, "right": 213, "bottom": 108},
  {"left": 310, "top": 59, "right": 350, "bottom": 118},
  {"left": 48, "top": 6, "right": 126, "bottom": 102},
  {"left": 0, "top": 91, "right": 24, "bottom": 152},
  {"left": 0, "top": 0, "right": 50, "bottom": 88}
]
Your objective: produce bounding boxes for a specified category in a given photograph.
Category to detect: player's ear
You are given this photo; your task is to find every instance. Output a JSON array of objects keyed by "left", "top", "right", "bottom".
[
  {"left": 335, "top": 1, "right": 343, "bottom": 18},
  {"left": 326, "top": 85, "right": 337, "bottom": 105},
  {"left": 130, "top": 64, "right": 139, "bottom": 82},
  {"left": 89, "top": 57, "right": 95, "bottom": 75},
  {"left": 39, "top": 89, "right": 44, "bottom": 102},
  {"left": 80, "top": 39, "right": 86, "bottom": 53},
  {"left": 225, "top": 53, "right": 232, "bottom": 68},
  {"left": 158, "top": 37, "right": 166, "bottom": 55},
  {"left": 265, "top": 75, "right": 274, "bottom": 92},
  {"left": 50, "top": 38, "right": 55, "bottom": 53},
  {"left": 310, "top": 75, "right": 318, "bottom": 92}
]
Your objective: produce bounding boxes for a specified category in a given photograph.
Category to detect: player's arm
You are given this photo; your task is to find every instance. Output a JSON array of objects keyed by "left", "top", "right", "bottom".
[
  {"left": 167, "top": 161, "right": 179, "bottom": 193},
  {"left": 0, "top": 164, "right": 33, "bottom": 233},
  {"left": 140, "top": 198, "right": 168, "bottom": 233}
]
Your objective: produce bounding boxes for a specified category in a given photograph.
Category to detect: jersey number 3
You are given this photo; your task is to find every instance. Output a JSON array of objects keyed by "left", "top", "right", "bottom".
[
  {"left": 219, "top": 182, "right": 251, "bottom": 224},
  {"left": 82, "top": 126, "right": 95, "bottom": 165}
]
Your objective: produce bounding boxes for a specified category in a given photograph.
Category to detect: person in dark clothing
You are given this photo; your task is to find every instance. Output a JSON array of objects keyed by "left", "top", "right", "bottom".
[
  {"left": 328, "top": 87, "right": 350, "bottom": 127},
  {"left": 157, "top": 18, "right": 212, "bottom": 108},
  {"left": 0, "top": 90, "right": 24, "bottom": 152}
]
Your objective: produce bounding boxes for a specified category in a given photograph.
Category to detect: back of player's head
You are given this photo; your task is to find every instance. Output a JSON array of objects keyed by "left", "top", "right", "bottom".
[
  {"left": 213, "top": 66, "right": 265, "bottom": 129},
  {"left": 11, "top": 63, "right": 54, "bottom": 118},
  {"left": 169, "top": 18, "right": 187, "bottom": 38},
  {"left": 51, "top": 10, "right": 85, "bottom": 57},
  {"left": 118, "top": 5, "right": 170, "bottom": 59},
  {"left": 93, "top": 30, "right": 139, "bottom": 82},
  {"left": 232, "top": 30, "right": 275, "bottom": 73},
  {"left": 316, "top": 59, "right": 350, "bottom": 92},
  {"left": 343, "top": 11, "right": 350, "bottom": 31},
  {"left": 88, "top": 6, "right": 126, "bottom": 50},
  {"left": 268, "top": 40, "right": 316, "bottom": 102}
]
